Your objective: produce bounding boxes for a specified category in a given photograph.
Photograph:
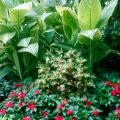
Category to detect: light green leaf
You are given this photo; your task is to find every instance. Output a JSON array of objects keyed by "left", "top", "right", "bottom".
[
  {"left": 9, "top": 2, "right": 32, "bottom": 24},
  {"left": 0, "top": 67, "right": 10, "bottom": 80},
  {"left": 97, "top": 0, "right": 118, "bottom": 28},
  {"left": 17, "top": 37, "right": 31, "bottom": 47},
  {"left": 0, "top": 32, "right": 16, "bottom": 43},
  {"left": 78, "top": 0, "right": 102, "bottom": 30},
  {"left": 18, "top": 43, "right": 38, "bottom": 57}
]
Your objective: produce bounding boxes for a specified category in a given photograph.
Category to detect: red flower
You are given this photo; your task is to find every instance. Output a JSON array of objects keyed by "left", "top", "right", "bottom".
[
  {"left": 35, "top": 90, "right": 40, "bottom": 95},
  {"left": 0, "top": 109, "right": 7, "bottom": 115},
  {"left": 110, "top": 90, "right": 117, "bottom": 96},
  {"left": 22, "top": 116, "right": 31, "bottom": 120},
  {"left": 106, "top": 81, "right": 112, "bottom": 86},
  {"left": 28, "top": 103, "right": 36, "bottom": 110},
  {"left": 62, "top": 99, "right": 68, "bottom": 104},
  {"left": 5, "top": 101, "right": 13, "bottom": 108},
  {"left": 72, "top": 117, "right": 77, "bottom": 120},
  {"left": 18, "top": 92, "right": 25, "bottom": 99},
  {"left": 55, "top": 116, "right": 64, "bottom": 120},
  {"left": 116, "top": 108, "right": 120, "bottom": 113},
  {"left": 67, "top": 110, "right": 73, "bottom": 115},
  {"left": 112, "top": 84, "right": 118, "bottom": 89},
  {"left": 116, "top": 89, "right": 120, "bottom": 94},
  {"left": 42, "top": 111, "right": 47, "bottom": 118},
  {"left": 118, "top": 113, "right": 120, "bottom": 119},
  {"left": 14, "top": 84, "right": 19, "bottom": 88},
  {"left": 86, "top": 101, "right": 92, "bottom": 106},
  {"left": 93, "top": 110, "right": 99, "bottom": 116},
  {"left": 57, "top": 104, "right": 64, "bottom": 110},
  {"left": 19, "top": 83, "right": 23, "bottom": 88},
  {"left": 8, "top": 94, "right": 11, "bottom": 99},
  {"left": 11, "top": 91, "right": 17, "bottom": 97},
  {"left": 82, "top": 96, "right": 87, "bottom": 102}
]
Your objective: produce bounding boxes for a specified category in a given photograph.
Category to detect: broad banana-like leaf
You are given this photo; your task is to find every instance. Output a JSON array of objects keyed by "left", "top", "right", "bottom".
[
  {"left": 9, "top": 2, "right": 32, "bottom": 24},
  {"left": 97, "top": 0, "right": 118, "bottom": 28},
  {"left": 44, "top": 12, "right": 62, "bottom": 26},
  {"left": 18, "top": 43, "right": 38, "bottom": 57},
  {"left": 78, "top": 29, "right": 102, "bottom": 46},
  {"left": 0, "top": 32, "right": 16, "bottom": 44},
  {"left": 17, "top": 37, "right": 31, "bottom": 47},
  {"left": 92, "top": 40, "right": 112, "bottom": 63},
  {"left": 78, "top": 0, "right": 102, "bottom": 30}
]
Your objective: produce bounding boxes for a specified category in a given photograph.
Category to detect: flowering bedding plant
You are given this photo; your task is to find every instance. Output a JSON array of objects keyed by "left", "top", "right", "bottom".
[{"left": 0, "top": 82, "right": 102, "bottom": 120}]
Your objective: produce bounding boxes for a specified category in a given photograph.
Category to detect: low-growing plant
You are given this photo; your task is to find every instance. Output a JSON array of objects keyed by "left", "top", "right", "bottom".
[{"left": 38, "top": 50, "right": 95, "bottom": 95}]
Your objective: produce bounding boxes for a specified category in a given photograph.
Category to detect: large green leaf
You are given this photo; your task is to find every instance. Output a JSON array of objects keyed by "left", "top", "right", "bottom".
[
  {"left": 17, "top": 37, "right": 31, "bottom": 47},
  {"left": 78, "top": 29, "right": 102, "bottom": 46},
  {"left": 18, "top": 43, "right": 38, "bottom": 57},
  {"left": 78, "top": 0, "right": 102, "bottom": 30},
  {"left": 0, "top": 32, "right": 16, "bottom": 43},
  {"left": 97, "top": 0, "right": 118, "bottom": 28},
  {"left": 9, "top": 2, "right": 32, "bottom": 24},
  {"left": 0, "top": 67, "right": 10, "bottom": 80}
]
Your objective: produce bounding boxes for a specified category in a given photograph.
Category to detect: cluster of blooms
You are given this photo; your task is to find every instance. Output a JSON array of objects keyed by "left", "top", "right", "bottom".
[{"left": 105, "top": 81, "right": 120, "bottom": 96}]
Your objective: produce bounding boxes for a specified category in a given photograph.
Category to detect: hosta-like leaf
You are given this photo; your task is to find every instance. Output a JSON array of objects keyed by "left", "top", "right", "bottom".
[
  {"left": 9, "top": 2, "right": 32, "bottom": 24},
  {"left": 0, "top": 32, "right": 16, "bottom": 43},
  {"left": 17, "top": 37, "right": 31, "bottom": 47},
  {"left": 97, "top": 0, "right": 118, "bottom": 28},
  {"left": 78, "top": 0, "right": 102, "bottom": 30},
  {"left": 78, "top": 29, "right": 102, "bottom": 46},
  {"left": 18, "top": 43, "right": 38, "bottom": 57}
]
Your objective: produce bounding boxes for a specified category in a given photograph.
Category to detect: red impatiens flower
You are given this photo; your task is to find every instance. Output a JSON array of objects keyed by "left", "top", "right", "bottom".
[
  {"left": 82, "top": 96, "right": 87, "bottom": 102},
  {"left": 112, "top": 83, "right": 118, "bottom": 89},
  {"left": 67, "top": 110, "right": 73, "bottom": 115},
  {"left": 22, "top": 116, "right": 31, "bottom": 120},
  {"left": 35, "top": 90, "right": 40, "bottom": 95},
  {"left": 86, "top": 101, "right": 92, "bottom": 106},
  {"left": 11, "top": 91, "right": 17, "bottom": 97},
  {"left": 42, "top": 111, "right": 47, "bottom": 118},
  {"left": 14, "top": 84, "right": 19, "bottom": 88},
  {"left": 62, "top": 99, "right": 68, "bottom": 104},
  {"left": 106, "top": 81, "right": 112, "bottom": 86},
  {"left": 57, "top": 104, "right": 64, "bottom": 110},
  {"left": 18, "top": 92, "right": 25, "bottom": 99},
  {"left": 55, "top": 116, "right": 64, "bottom": 120},
  {"left": 0, "top": 109, "right": 7, "bottom": 115},
  {"left": 118, "top": 113, "right": 120, "bottom": 119},
  {"left": 5, "top": 101, "right": 13, "bottom": 108},
  {"left": 17, "top": 102, "right": 26, "bottom": 108},
  {"left": 19, "top": 83, "right": 23, "bottom": 88},
  {"left": 8, "top": 94, "right": 11, "bottom": 99},
  {"left": 110, "top": 90, "right": 117, "bottom": 96},
  {"left": 28, "top": 103, "right": 36, "bottom": 110},
  {"left": 93, "top": 110, "right": 99, "bottom": 116},
  {"left": 72, "top": 117, "right": 77, "bottom": 120}
]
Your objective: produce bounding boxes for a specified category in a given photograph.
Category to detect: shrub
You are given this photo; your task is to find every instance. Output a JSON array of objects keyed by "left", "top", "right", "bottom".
[{"left": 38, "top": 50, "right": 95, "bottom": 95}]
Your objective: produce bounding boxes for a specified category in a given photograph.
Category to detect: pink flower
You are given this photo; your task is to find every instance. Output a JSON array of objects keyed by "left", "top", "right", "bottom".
[
  {"left": 5, "top": 101, "right": 13, "bottom": 108},
  {"left": 0, "top": 109, "right": 7, "bottom": 115},
  {"left": 67, "top": 110, "right": 73, "bottom": 115},
  {"left": 57, "top": 104, "right": 64, "bottom": 110},
  {"left": 86, "top": 101, "right": 92, "bottom": 106},
  {"left": 14, "top": 84, "right": 19, "bottom": 88},
  {"left": 22, "top": 116, "right": 31, "bottom": 120},
  {"left": 35, "top": 90, "right": 40, "bottom": 95},
  {"left": 116, "top": 108, "right": 120, "bottom": 113},
  {"left": 8, "top": 94, "right": 11, "bottom": 99},
  {"left": 11, "top": 91, "right": 17, "bottom": 97},
  {"left": 42, "top": 111, "right": 47, "bottom": 118},
  {"left": 82, "top": 96, "right": 87, "bottom": 102},
  {"left": 106, "top": 81, "right": 112, "bottom": 86},
  {"left": 18, "top": 92, "right": 25, "bottom": 99},
  {"left": 112, "top": 84, "right": 118, "bottom": 89},
  {"left": 55, "top": 116, "right": 64, "bottom": 120},
  {"left": 28, "top": 103, "right": 36, "bottom": 110},
  {"left": 62, "top": 99, "right": 68, "bottom": 104},
  {"left": 93, "top": 110, "right": 99, "bottom": 116},
  {"left": 19, "top": 83, "right": 23, "bottom": 88},
  {"left": 72, "top": 117, "right": 77, "bottom": 120},
  {"left": 118, "top": 113, "right": 120, "bottom": 119},
  {"left": 110, "top": 90, "right": 117, "bottom": 96}
]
